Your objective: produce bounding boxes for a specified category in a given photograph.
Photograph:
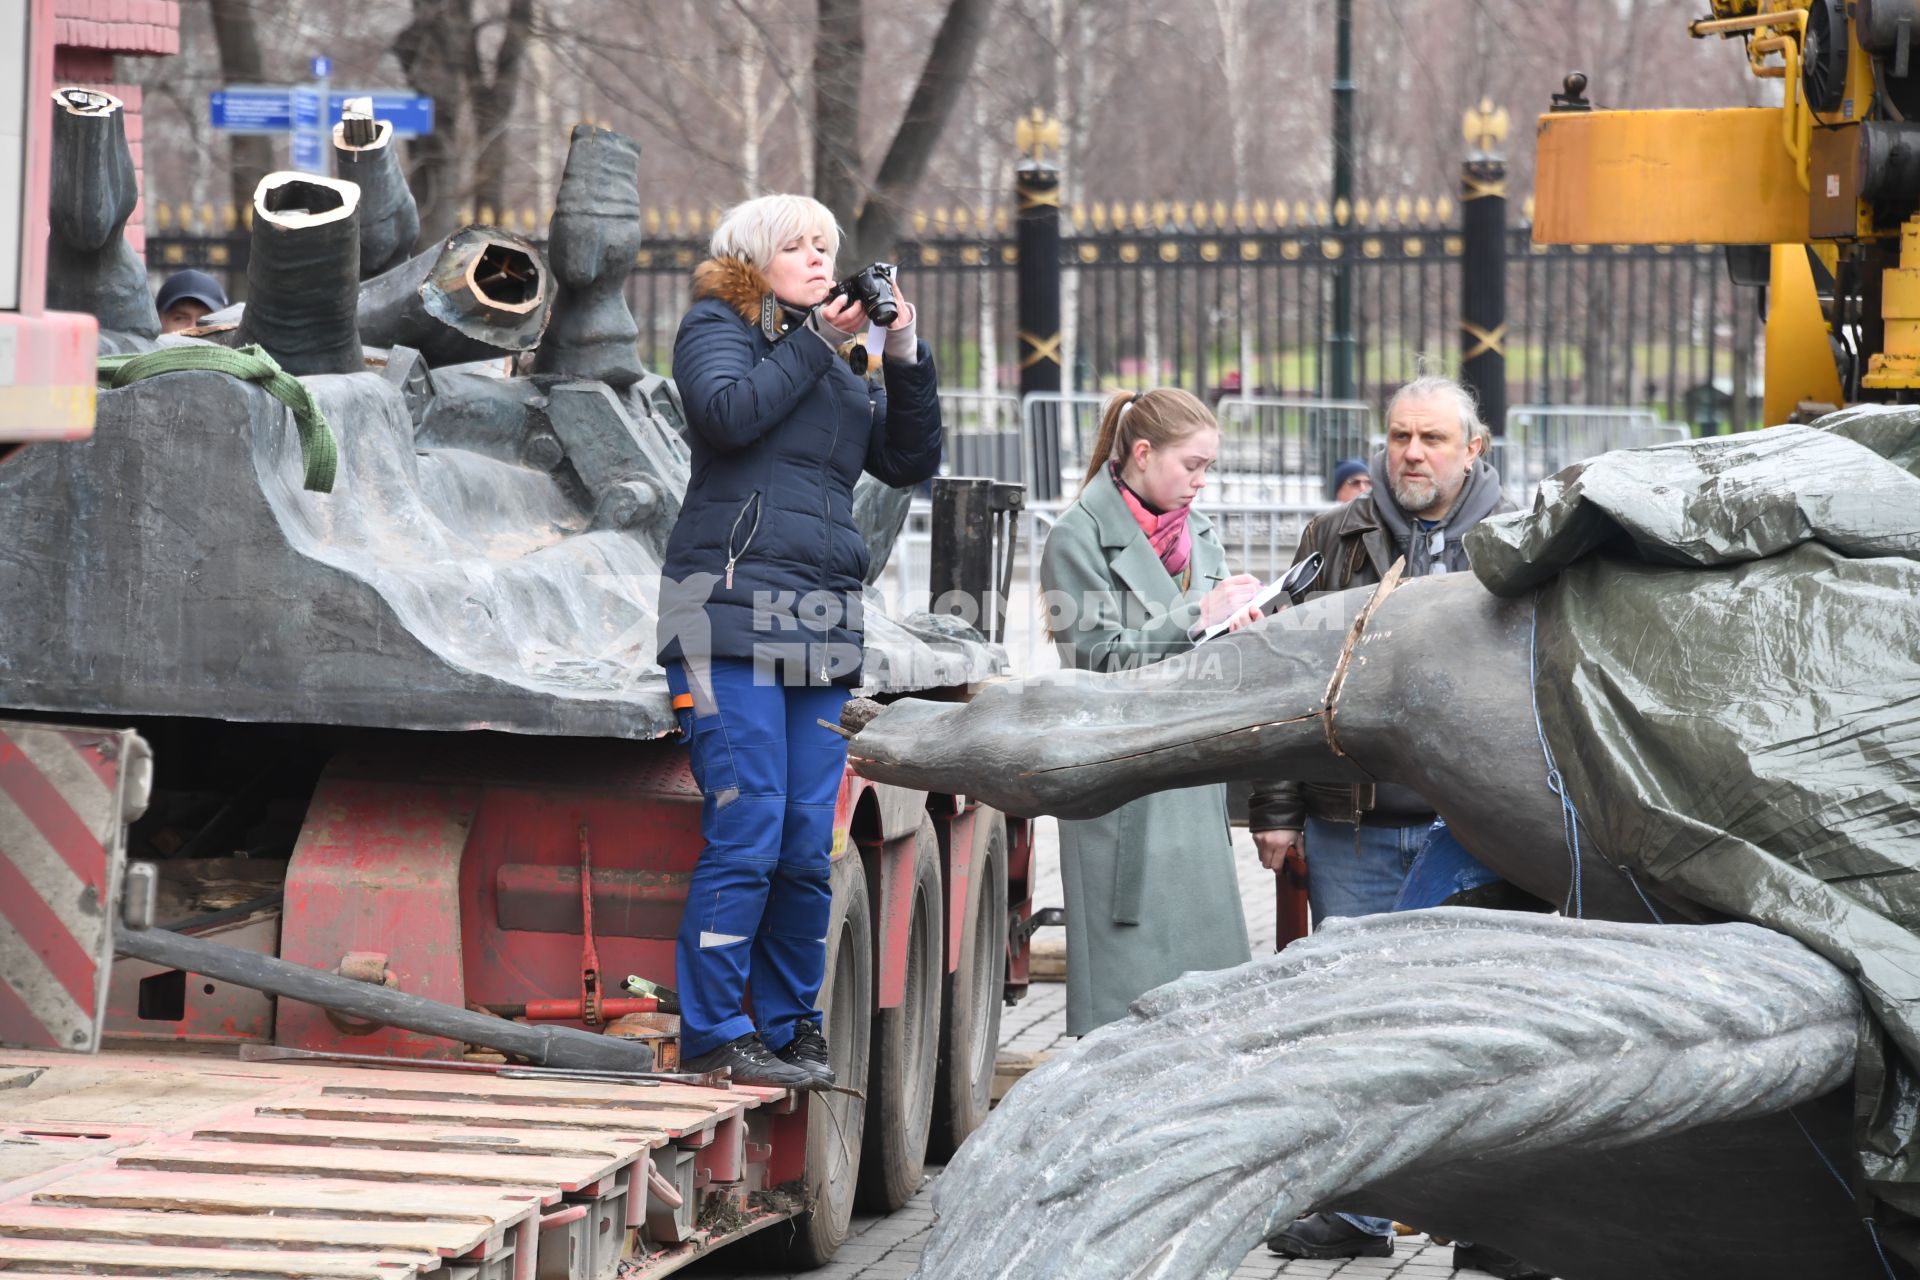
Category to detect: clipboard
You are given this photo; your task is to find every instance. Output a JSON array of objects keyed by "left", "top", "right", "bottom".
[{"left": 1197, "top": 551, "right": 1324, "bottom": 643}]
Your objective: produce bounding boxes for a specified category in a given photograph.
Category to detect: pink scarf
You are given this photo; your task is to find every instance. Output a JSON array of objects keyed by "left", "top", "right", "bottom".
[{"left": 1110, "top": 462, "right": 1192, "bottom": 578}]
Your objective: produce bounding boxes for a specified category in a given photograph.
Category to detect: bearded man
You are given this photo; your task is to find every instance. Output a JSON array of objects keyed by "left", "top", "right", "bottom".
[{"left": 1249, "top": 375, "right": 1528, "bottom": 1272}]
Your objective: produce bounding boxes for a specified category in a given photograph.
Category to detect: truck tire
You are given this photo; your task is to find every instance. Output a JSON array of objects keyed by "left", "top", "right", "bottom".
[
  {"left": 778, "top": 857, "right": 873, "bottom": 1267},
  {"left": 927, "top": 808, "right": 1006, "bottom": 1163},
  {"left": 859, "top": 815, "right": 945, "bottom": 1210}
]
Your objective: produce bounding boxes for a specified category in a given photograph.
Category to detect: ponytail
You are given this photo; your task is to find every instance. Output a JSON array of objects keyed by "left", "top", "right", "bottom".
[{"left": 1079, "top": 387, "right": 1217, "bottom": 492}]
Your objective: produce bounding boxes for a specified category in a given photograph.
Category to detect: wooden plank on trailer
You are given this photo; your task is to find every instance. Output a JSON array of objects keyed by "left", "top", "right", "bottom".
[
  {"left": 0, "top": 1205, "right": 472, "bottom": 1258},
  {"left": 33, "top": 1168, "right": 543, "bottom": 1223},
  {"left": 307, "top": 1074, "right": 747, "bottom": 1111},
  {"left": 0, "top": 1239, "right": 418, "bottom": 1278},
  {"left": 117, "top": 1139, "right": 621, "bottom": 1192},
  {"left": 256, "top": 1097, "right": 702, "bottom": 1140},
  {"left": 0, "top": 1064, "right": 295, "bottom": 1127},
  {"left": 0, "top": 1135, "right": 133, "bottom": 1184},
  {"left": 191, "top": 1117, "right": 652, "bottom": 1161}
]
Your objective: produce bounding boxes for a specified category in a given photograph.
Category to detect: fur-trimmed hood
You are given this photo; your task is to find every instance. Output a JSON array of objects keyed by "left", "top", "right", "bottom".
[
  {"left": 693, "top": 256, "right": 779, "bottom": 325},
  {"left": 692, "top": 254, "right": 870, "bottom": 373}
]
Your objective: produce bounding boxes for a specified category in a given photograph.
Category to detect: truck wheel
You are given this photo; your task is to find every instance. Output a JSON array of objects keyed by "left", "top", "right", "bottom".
[
  {"left": 859, "top": 815, "right": 945, "bottom": 1211},
  {"left": 927, "top": 809, "right": 1006, "bottom": 1163},
  {"left": 779, "top": 858, "right": 872, "bottom": 1267}
]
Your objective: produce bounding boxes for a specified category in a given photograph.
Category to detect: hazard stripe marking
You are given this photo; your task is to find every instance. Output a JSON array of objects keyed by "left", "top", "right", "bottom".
[
  {"left": 0, "top": 793, "right": 92, "bottom": 944},
  {"left": 0, "top": 921, "right": 90, "bottom": 1048},
  {"left": 0, "top": 731, "right": 107, "bottom": 898},
  {"left": 0, "top": 850, "right": 100, "bottom": 1010}
]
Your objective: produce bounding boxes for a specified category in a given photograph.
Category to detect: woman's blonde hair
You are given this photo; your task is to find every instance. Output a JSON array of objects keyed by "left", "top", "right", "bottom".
[
  {"left": 1081, "top": 387, "right": 1217, "bottom": 490},
  {"left": 709, "top": 194, "right": 842, "bottom": 273}
]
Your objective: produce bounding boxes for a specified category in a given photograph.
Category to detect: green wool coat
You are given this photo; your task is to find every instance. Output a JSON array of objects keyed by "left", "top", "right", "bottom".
[{"left": 1039, "top": 470, "right": 1253, "bottom": 1035}]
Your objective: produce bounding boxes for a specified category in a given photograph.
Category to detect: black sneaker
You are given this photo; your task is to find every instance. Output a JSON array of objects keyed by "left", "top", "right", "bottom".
[
  {"left": 774, "top": 1018, "right": 835, "bottom": 1087},
  {"left": 681, "top": 1033, "right": 815, "bottom": 1088},
  {"left": 1453, "top": 1242, "right": 1554, "bottom": 1279},
  {"left": 1266, "top": 1212, "right": 1394, "bottom": 1260}
]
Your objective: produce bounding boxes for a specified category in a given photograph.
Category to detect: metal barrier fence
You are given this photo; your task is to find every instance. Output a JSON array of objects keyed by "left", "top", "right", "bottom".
[
  {"left": 1492, "top": 404, "right": 1691, "bottom": 500},
  {"left": 1212, "top": 397, "right": 1375, "bottom": 505}
]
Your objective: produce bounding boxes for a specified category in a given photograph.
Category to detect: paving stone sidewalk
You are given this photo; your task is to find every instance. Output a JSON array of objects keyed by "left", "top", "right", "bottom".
[{"left": 689, "top": 821, "right": 1477, "bottom": 1280}]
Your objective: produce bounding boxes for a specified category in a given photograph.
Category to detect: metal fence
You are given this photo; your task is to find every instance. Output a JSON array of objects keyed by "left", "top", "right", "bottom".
[{"left": 149, "top": 201, "right": 1759, "bottom": 437}]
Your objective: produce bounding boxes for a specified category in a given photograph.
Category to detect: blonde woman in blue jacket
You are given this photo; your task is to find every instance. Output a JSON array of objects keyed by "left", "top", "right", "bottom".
[{"left": 1039, "top": 388, "right": 1263, "bottom": 1034}]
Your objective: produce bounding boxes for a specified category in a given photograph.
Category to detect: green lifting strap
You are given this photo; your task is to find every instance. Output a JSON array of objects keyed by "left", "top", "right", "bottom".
[{"left": 95, "top": 345, "right": 339, "bottom": 493}]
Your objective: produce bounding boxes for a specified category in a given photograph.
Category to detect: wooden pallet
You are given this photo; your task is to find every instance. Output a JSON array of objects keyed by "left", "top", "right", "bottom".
[{"left": 0, "top": 1050, "right": 776, "bottom": 1279}]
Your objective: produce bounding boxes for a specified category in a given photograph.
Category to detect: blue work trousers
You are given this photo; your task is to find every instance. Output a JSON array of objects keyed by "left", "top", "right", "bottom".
[{"left": 668, "top": 657, "right": 849, "bottom": 1062}]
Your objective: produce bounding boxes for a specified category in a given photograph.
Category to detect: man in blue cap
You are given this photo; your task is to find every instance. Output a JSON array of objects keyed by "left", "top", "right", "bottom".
[{"left": 155, "top": 270, "right": 228, "bottom": 334}]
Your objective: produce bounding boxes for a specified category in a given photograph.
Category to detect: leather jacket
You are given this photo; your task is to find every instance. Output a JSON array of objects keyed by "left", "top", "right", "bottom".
[{"left": 1247, "top": 485, "right": 1514, "bottom": 833}]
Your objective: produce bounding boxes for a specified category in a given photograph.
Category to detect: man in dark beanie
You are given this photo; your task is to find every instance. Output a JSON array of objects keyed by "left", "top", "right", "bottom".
[{"left": 1329, "top": 456, "right": 1371, "bottom": 503}]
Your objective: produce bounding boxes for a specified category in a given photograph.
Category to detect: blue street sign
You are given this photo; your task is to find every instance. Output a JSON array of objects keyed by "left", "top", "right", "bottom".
[
  {"left": 336, "top": 93, "right": 434, "bottom": 138},
  {"left": 291, "top": 87, "right": 322, "bottom": 129},
  {"left": 209, "top": 88, "right": 292, "bottom": 132},
  {"left": 291, "top": 131, "right": 326, "bottom": 173},
  {"left": 311, "top": 55, "right": 332, "bottom": 79},
  {"left": 209, "top": 88, "right": 435, "bottom": 137}
]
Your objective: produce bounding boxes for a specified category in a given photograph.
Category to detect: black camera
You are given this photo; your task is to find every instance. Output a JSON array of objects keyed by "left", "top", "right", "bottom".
[{"left": 825, "top": 262, "right": 898, "bottom": 327}]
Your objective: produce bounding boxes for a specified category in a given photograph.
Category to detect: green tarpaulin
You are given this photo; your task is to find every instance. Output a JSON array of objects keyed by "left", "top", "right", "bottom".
[{"left": 1465, "top": 410, "right": 1920, "bottom": 1257}]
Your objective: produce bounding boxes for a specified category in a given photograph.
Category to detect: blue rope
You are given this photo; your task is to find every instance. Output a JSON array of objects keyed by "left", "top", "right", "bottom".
[
  {"left": 1621, "top": 866, "right": 1666, "bottom": 924},
  {"left": 1527, "top": 596, "right": 1584, "bottom": 918},
  {"left": 1790, "top": 1109, "right": 1899, "bottom": 1280}
]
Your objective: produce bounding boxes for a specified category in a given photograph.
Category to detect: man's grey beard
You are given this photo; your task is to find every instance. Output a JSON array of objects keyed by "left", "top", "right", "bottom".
[{"left": 1390, "top": 472, "right": 1452, "bottom": 517}]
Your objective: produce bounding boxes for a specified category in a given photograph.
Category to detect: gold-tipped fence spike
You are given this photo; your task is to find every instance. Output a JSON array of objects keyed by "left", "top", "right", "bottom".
[
  {"left": 223, "top": 203, "right": 238, "bottom": 231},
  {"left": 1523, "top": 193, "right": 1536, "bottom": 222},
  {"left": 1251, "top": 198, "right": 1269, "bottom": 229},
  {"left": 1396, "top": 195, "right": 1413, "bottom": 225},
  {"left": 525, "top": 208, "right": 539, "bottom": 232},
  {"left": 242, "top": 204, "right": 253, "bottom": 230},
  {"left": 1151, "top": 201, "right": 1169, "bottom": 228},
  {"left": 995, "top": 207, "right": 1010, "bottom": 233},
  {"left": 954, "top": 206, "right": 971, "bottom": 232},
  {"left": 1091, "top": 203, "right": 1108, "bottom": 232},
  {"left": 1112, "top": 200, "right": 1129, "bottom": 230},
  {"left": 478, "top": 205, "right": 495, "bottom": 225},
  {"left": 1415, "top": 195, "right": 1434, "bottom": 225},
  {"left": 1132, "top": 201, "right": 1149, "bottom": 230},
  {"left": 912, "top": 209, "right": 929, "bottom": 234},
  {"left": 200, "top": 203, "right": 217, "bottom": 230},
  {"left": 1233, "top": 199, "right": 1249, "bottom": 229},
  {"left": 1294, "top": 199, "right": 1311, "bottom": 226},
  {"left": 1313, "top": 198, "right": 1330, "bottom": 225},
  {"left": 1069, "top": 204, "right": 1086, "bottom": 232},
  {"left": 1186, "top": 200, "right": 1204, "bottom": 229},
  {"left": 153, "top": 203, "right": 172, "bottom": 230},
  {"left": 1437, "top": 195, "right": 1456, "bottom": 223},
  {"left": 933, "top": 207, "right": 950, "bottom": 234},
  {"left": 1333, "top": 197, "right": 1350, "bottom": 226},
  {"left": 457, "top": 206, "right": 475, "bottom": 224},
  {"left": 1215, "top": 200, "right": 1231, "bottom": 228},
  {"left": 665, "top": 208, "right": 683, "bottom": 235},
  {"left": 645, "top": 208, "right": 661, "bottom": 235},
  {"left": 686, "top": 208, "right": 703, "bottom": 235}
]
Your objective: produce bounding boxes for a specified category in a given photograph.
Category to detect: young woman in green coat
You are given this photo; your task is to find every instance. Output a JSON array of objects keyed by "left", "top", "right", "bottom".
[{"left": 1039, "top": 388, "right": 1265, "bottom": 1035}]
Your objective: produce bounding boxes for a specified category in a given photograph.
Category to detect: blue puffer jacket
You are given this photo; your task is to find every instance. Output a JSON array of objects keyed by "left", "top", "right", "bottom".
[{"left": 657, "top": 256, "right": 943, "bottom": 685}]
